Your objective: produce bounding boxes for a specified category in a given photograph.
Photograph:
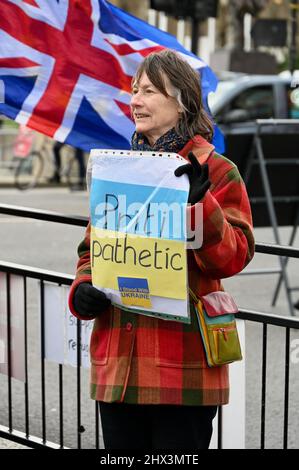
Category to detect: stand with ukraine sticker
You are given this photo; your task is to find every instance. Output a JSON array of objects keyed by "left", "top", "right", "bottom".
[{"left": 87, "top": 149, "right": 193, "bottom": 323}]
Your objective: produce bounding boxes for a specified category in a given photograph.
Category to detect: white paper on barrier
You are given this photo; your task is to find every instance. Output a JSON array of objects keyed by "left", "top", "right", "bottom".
[
  {"left": 44, "top": 283, "right": 65, "bottom": 364},
  {"left": 44, "top": 284, "right": 93, "bottom": 369},
  {"left": 81, "top": 319, "right": 94, "bottom": 369},
  {"left": 62, "top": 286, "right": 93, "bottom": 369},
  {"left": 0, "top": 273, "right": 25, "bottom": 382}
]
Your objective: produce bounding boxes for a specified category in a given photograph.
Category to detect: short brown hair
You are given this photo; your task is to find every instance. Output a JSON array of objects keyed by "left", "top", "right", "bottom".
[{"left": 132, "top": 49, "right": 214, "bottom": 142}]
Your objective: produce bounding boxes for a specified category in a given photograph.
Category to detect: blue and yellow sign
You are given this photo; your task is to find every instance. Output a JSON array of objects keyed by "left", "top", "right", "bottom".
[
  {"left": 118, "top": 277, "right": 152, "bottom": 308},
  {"left": 89, "top": 150, "right": 190, "bottom": 322}
]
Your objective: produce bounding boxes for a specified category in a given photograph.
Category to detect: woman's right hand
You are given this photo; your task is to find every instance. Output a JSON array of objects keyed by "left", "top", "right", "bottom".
[{"left": 73, "top": 283, "right": 111, "bottom": 317}]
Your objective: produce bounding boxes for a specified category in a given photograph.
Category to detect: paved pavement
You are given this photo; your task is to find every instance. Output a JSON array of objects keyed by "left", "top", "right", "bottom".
[
  {"left": 0, "top": 186, "right": 298, "bottom": 449},
  {"left": 0, "top": 437, "right": 30, "bottom": 449}
]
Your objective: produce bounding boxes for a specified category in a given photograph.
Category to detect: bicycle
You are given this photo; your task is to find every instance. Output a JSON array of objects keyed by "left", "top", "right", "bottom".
[
  {"left": 14, "top": 132, "right": 86, "bottom": 190},
  {"left": 0, "top": 126, "right": 20, "bottom": 175}
]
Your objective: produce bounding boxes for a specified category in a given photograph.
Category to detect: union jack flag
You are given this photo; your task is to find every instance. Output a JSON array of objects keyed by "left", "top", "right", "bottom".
[{"left": 0, "top": 0, "right": 224, "bottom": 152}]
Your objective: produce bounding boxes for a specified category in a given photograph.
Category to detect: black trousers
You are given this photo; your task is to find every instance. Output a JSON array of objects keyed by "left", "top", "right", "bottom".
[
  {"left": 53, "top": 142, "right": 85, "bottom": 180},
  {"left": 99, "top": 402, "right": 217, "bottom": 450}
]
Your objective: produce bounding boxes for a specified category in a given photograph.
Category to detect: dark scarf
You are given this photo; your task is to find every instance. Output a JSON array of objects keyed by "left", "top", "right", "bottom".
[{"left": 131, "top": 127, "right": 189, "bottom": 154}]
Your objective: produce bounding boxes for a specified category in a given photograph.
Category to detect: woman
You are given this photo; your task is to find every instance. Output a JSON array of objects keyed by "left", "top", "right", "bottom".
[{"left": 68, "top": 49, "right": 255, "bottom": 449}]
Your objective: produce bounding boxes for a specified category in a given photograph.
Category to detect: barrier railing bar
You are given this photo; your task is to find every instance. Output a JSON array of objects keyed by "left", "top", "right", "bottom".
[
  {"left": 59, "top": 364, "right": 64, "bottom": 449},
  {"left": 0, "top": 204, "right": 88, "bottom": 227},
  {"left": 6, "top": 273, "right": 12, "bottom": 432},
  {"left": 77, "top": 320, "right": 82, "bottom": 449},
  {"left": 0, "top": 261, "right": 74, "bottom": 285},
  {"left": 24, "top": 276, "right": 29, "bottom": 438},
  {"left": 251, "top": 159, "right": 299, "bottom": 165},
  {"left": 283, "top": 328, "right": 290, "bottom": 450},
  {"left": 40, "top": 280, "right": 46, "bottom": 444},
  {"left": 236, "top": 309, "right": 299, "bottom": 329},
  {"left": 260, "top": 323, "right": 267, "bottom": 450},
  {"left": 95, "top": 402, "right": 100, "bottom": 449},
  {"left": 250, "top": 196, "right": 299, "bottom": 203},
  {"left": 255, "top": 243, "right": 299, "bottom": 259},
  {"left": 217, "top": 405, "right": 222, "bottom": 450}
]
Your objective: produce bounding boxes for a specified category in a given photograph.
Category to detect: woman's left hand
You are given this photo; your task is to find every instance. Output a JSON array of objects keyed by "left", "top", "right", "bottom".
[{"left": 175, "top": 151, "right": 211, "bottom": 205}]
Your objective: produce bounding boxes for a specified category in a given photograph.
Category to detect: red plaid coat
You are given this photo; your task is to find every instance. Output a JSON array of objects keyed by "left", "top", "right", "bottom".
[{"left": 68, "top": 135, "right": 255, "bottom": 406}]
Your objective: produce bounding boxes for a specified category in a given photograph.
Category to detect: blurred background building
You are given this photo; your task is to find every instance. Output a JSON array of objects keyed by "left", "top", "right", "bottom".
[{"left": 109, "top": 0, "right": 299, "bottom": 74}]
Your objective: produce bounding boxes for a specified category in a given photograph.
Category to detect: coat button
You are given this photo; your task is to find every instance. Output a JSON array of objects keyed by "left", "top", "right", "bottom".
[{"left": 126, "top": 322, "right": 133, "bottom": 332}]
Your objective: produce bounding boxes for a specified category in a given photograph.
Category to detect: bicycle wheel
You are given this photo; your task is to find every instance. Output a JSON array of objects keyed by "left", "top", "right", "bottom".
[{"left": 14, "top": 151, "right": 44, "bottom": 190}]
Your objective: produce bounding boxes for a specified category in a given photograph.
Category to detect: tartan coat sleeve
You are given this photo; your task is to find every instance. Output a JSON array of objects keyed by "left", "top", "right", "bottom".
[
  {"left": 68, "top": 222, "right": 99, "bottom": 321},
  {"left": 189, "top": 159, "right": 255, "bottom": 280}
]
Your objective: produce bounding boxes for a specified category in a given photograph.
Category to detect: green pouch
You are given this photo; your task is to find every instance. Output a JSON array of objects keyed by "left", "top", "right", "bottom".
[{"left": 190, "top": 290, "right": 242, "bottom": 367}]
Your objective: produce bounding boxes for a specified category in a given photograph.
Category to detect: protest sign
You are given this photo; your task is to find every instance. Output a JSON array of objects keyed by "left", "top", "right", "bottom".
[{"left": 89, "top": 150, "right": 191, "bottom": 323}]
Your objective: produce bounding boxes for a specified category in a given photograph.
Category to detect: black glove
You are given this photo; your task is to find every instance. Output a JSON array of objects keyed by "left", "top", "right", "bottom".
[
  {"left": 73, "top": 282, "right": 111, "bottom": 317},
  {"left": 174, "top": 151, "right": 211, "bottom": 205}
]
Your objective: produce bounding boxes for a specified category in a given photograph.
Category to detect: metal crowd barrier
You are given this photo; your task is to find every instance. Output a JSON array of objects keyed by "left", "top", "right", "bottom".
[
  {"left": 0, "top": 261, "right": 99, "bottom": 449},
  {"left": 0, "top": 204, "right": 299, "bottom": 449}
]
